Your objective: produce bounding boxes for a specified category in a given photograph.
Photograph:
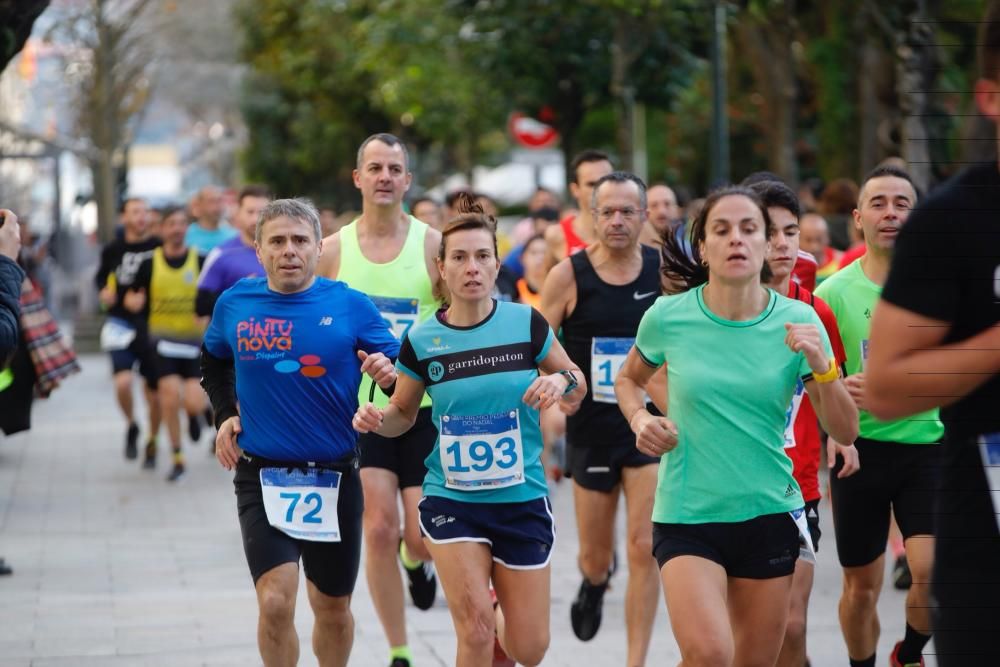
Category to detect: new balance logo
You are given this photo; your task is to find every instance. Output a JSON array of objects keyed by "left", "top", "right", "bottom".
[
  {"left": 318, "top": 317, "right": 333, "bottom": 326},
  {"left": 784, "top": 484, "right": 796, "bottom": 498}
]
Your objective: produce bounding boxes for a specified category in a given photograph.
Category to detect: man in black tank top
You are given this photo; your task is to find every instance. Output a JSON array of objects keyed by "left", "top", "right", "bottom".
[{"left": 540, "top": 172, "right": 661, "bottom": 665}]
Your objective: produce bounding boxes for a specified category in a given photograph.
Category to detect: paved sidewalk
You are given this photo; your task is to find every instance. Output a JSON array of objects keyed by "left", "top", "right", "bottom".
[{"left": 0, "top": 354, "right": 933, "bottom": 665}]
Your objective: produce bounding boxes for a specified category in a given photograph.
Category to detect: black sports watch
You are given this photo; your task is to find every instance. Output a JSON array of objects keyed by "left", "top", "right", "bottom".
[{"left": 557, "top": 369, "right": 579, "bottom": 396}]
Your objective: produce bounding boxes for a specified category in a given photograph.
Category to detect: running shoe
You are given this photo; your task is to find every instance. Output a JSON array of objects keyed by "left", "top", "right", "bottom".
[
  {"left": 388, "top": 659, "right": 410, "bottom": 667},
  {"left": 125, "top": 422, "right": 139, "bottom": 460},
  {"left": 893, "top": 554, "right": 912, "bottom": 590},
  {"left": 570, "top": 577, "right": 609, "bottom": 641},
  {"left": 0, "top": 557, "right": 11, "bottom": 576},
  {"left": 399, "top": 539, "right": 437, "bottom": 610},
  {"left": 188, "top": 414, "right": 201, "bottom": 443},
  {"left": 142, "top": 442, "right": 157, "bottom": 470},
  {"left": 890, "top": 640, "right": 925, "bottom": 667},
  {"left": 166, "top": 462, "right": 186, "bottom": 482}
]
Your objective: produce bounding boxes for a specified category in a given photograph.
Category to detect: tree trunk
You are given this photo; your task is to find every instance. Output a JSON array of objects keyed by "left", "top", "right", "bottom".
[
  {"left": 610, "top": 17, "right": 632, "bottom": 170},
  {"left": 857, "top": 36, "right": 881, "bottom": 174},
  {"left": 897, "top": 6, "right": 935, "bottom": 192},
  {"left": 735, "top": 13, "right": 798, "bottom": 184}
]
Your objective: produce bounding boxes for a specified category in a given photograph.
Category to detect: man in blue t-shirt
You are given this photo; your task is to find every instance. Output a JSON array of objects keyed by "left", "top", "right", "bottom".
[
  {"left": 184, "top": 185, "right": 237, "bottom": 253},
  {"left": 200, "top": 198, "right": 399, "bottom": 666},
  {"left": 195, "top": 185, "right": 271, "bottom": 318}
]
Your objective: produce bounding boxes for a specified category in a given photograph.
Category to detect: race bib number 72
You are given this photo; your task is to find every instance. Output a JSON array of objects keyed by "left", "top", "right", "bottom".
[{"left": 260, "top": 467, "right": 342, "bottom": 542}]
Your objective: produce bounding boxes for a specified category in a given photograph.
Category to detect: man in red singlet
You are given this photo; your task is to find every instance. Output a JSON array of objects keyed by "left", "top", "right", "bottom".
[{"left": 544, "top": 150, "right": 613, "bottom": 269}]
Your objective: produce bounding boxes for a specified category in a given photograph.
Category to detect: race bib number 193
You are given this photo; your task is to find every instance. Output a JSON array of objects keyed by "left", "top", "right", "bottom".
[
  {"left": 439, "top": 411, "right": 525, "bottom": 491},
  {"left": 260, "top": 467, "right": 342, "bottom": 542}
]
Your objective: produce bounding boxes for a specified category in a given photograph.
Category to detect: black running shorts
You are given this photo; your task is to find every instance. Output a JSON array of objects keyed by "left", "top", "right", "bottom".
[
  {"left": 652, "top": 511, "right": 800, "bottom": 579},
  {"left": 233, "top": 452, "right": 364, "bottom": 597},
  {"left": 567, "top": 440, "right": 658, "bottom": 493},
  {"left": 830, "top": 436, "right": 940, "bottom": 568},
  {"left": 358, "top": 406, "right": 437, "bottom": 489}
]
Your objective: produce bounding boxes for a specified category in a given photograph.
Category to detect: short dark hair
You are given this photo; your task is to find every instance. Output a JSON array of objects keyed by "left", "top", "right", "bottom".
[
  {"left": 740, "top": 171, "right": 785, "bottom": 188},
  {"left": 570, "top": 150, "right": 612, "bottom": 184},
  {"left": 238, "top": 184, "right": 272, "bottom": 205},
  {"left": 120, "top": 197, "right": 146, "bottom": 213},
  {"left": 590, "top": 171, "right": 648, "bottom": 211},
  {"left": 159, "top": 204, "right": 186, "bottom": 221},
  {"left": 529, "top": 206, "right": 560, "bottom": 222},
  {"left": 356, "top": 133, "right": 409, "bottom": 171},
  {"left": 748, "top": 180, "right": 801, "bottom": 219},
  {"left": 857, "top": 165, "right": 917, "bottom": 207},
  {"left": 981, "top": 1, "right": 1000, "bottom": 81}
]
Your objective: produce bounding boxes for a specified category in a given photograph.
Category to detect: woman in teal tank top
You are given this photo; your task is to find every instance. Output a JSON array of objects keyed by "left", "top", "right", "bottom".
[
  {"left": 352, "top": 196, "right": 586, "bottom": 667},
  {"left": 615, "top": 186, "right": 859, "bottom": 666}
]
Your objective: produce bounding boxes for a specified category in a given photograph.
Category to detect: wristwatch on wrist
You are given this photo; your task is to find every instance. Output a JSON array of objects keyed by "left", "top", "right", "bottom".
[{"left": 557, "top": 369, "right": 579, "bottom": 396}]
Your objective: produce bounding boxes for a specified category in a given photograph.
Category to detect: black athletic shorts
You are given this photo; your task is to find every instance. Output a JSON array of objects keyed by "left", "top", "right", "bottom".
[
  {"left": 830, "top": 436, "right": 940, "bottom": 568},
  {"left": 233, "top": 451, "right": 364, "bottom": 598},
  {"left": 931, "top": 431, "right": 1000, "bottom": 665},
  {"left": 653, "top": 511, "right": 800, "bottom": 579},
  {"left": 567, "top": 441, "right": 658, "bottom": 493},
  {"left": 155, "top": 354, "right": 200, "bottom": 380},
  {"left": 109, "top": 335, "right": 158, "bottom": 389},
  {"left": 358, "top": 406, "right": 436, "bottom": 489}
]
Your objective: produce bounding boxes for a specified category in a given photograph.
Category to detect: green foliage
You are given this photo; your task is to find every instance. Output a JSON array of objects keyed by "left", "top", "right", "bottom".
[{"left": 236, "top": 0, "right": 989, "bottom": 202}]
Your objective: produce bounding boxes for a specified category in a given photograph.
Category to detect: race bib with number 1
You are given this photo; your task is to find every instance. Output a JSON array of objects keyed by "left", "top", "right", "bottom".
[
  {"left": 260, "top": 467, "right": 342, "bottom": 542},
  {"left": 591, "top": 337, "right": 634, "bottom": 404}
]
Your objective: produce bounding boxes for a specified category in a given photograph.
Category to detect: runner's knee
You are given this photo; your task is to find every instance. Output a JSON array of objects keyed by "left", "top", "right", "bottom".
[
  {"left": 257, "top": 583, "right": 296, "bottom": 627},
  {"left": 504, "top": 630, "right": 549, "bottom": 667},
  {"left": 579, "top": 546, "right": 613, "bottom": 580},
  {"left": 363, "top": 509, "right": 400, "bottom": 552},
  {"left": 682, "top": 638, "right": 733, "bottom": 667}
]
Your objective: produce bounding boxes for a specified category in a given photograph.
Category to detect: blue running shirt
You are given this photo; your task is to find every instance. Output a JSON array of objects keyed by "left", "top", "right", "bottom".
[
  {"left": 203, "top": 277, "right": 399, "bottom": 462},
  {"left": 397, "top": 301, "right": 554, "bottom": 503}
]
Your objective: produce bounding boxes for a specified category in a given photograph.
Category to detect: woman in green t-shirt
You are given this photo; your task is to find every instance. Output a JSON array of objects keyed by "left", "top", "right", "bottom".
[{"left": 615, "top": 186, "right": 859, "bottom": 666}]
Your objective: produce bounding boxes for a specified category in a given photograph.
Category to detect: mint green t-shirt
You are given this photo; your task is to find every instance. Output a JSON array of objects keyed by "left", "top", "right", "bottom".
[
  {"left": 815, "top": 259, "right": 943, "bottom": 444},
  {"left": 635, "top": 286, "right": 832, "bottom": 524}
]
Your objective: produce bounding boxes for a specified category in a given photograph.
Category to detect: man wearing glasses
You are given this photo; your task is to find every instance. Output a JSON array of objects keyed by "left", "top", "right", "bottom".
[{"left": 540, "top": 172, "right": 662, "bottom": 666}]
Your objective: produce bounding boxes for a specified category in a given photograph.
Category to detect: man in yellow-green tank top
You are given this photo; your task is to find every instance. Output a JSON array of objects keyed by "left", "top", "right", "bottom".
[
  {"left": 128, "top": 206, "right": 208, "bottom": 482},
  {"left": 317, "top": 133, "right": 442, "bottom": 667}
]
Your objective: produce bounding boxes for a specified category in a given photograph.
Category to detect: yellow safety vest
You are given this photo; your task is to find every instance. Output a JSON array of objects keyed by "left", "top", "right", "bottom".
[{"left": 149, "top": 247, "right": 201, "bottom": 340}]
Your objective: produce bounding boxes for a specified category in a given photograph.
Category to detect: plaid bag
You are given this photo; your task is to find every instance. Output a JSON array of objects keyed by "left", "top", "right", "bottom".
[{"left": 19, "top": 278, "right": 80, "bottom": 397}]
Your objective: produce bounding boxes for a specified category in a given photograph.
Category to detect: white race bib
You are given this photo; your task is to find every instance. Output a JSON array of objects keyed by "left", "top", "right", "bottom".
[
  {"left": 978, "top": 433, "right": 1000, "bottom": 534},
  {"left": 260, "top": 467, "right": 342, "bottom": 542},
  {"left": 783, "top": 378, "right": 806, "bottom": 449},
  {"left": 156, "top": 339, "right": 201, "bottom": 359},
  {"left": 591, "top": 337, "right": 634, "bottom": 404},
  {"left": 100, "top": 317, "right": 137, "bottom": 352},
  {"left": 370, "top": 296, "right": 419, "bottom": 339},
  {"left": 790, "top": 506, "right": 816, "bottom": 565},
  {"left": 439, "top": 411, "right": 525, "bottom": 491}
]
